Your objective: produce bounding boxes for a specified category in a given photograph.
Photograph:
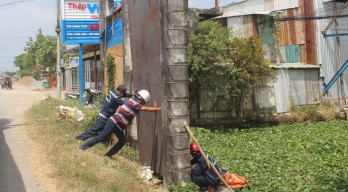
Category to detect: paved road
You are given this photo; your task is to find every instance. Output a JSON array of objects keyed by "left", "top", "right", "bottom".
[{"left": 0, "top": 85, "right": 54, "bottom": 192}]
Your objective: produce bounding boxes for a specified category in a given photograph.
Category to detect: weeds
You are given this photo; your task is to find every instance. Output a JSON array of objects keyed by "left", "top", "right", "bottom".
[
  {"left": 167, "top": 182, "right": 199, "bottom": 192},
  {"left": 290, "top": 104, "right": 336, "bottom": 122}
]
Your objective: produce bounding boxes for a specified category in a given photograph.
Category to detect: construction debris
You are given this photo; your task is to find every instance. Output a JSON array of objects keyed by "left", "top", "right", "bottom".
[
  {"left": 57, "top": 105, "right": 84, "bottom": 121},
  {"left": 140, "top": 166, "right": 153, "bottom": 181},
  {"left": 139, "top": 166, "right": 162, "bottom": 186}
]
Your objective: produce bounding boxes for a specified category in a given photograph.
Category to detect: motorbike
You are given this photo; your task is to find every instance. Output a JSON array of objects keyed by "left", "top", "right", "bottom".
[
  {"left": 84, "top": 88, "right": 102, "bottom": 106},
  {"left": 64, "top": 88, "right": 101, "bottom": 108},
  {"left": 2, "top": 78, "right": 12, "bottom": 90}
]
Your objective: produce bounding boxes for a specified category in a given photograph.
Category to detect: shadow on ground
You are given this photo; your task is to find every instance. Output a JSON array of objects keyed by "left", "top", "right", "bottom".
[{"left": 0, "top": 118, "right": 26, "bottom": 191}]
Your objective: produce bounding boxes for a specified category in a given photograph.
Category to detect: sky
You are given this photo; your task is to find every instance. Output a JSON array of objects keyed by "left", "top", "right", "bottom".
[
  {"left": 0, "top": 0, "right": 56, "bottom": 72},
  {"left": 0, "top": 0, "right": 237, "bottom": 72}
]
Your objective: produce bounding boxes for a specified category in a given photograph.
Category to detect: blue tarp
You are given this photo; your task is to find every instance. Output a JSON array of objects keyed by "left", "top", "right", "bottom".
[
  {"left": 104, "top": 0, "right": 122, "bottom": 48},
  {"left": 105, "top": 18, "right": 123, "bottom": 48}
]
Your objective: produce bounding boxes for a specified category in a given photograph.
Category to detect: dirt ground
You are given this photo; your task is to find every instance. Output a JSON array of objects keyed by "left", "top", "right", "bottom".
[{"left": 0, "top": 84, "right": 57, "bottom": 192}]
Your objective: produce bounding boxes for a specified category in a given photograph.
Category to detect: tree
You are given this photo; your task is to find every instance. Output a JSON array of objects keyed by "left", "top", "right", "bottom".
[
  {"left": 223, "top": 36, "right": 274, "bottom": 117},
  {"left": 14, "top": 53, "right": 32, "bottom": 77},
  {"left": 187, "top": 20, "right": 230, "bottom": 119},
  {"left": 14, "top": 29, "right": 66, "bottom": 79},
  {"left": 4, "top": 71, "right": 16, "bottom": 76},
  {"left": 188, "top": 20, "right": 274, "bottom": 118}
]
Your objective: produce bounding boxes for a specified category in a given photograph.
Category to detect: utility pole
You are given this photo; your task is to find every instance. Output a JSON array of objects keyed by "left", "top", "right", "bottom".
[
  {"left": 98, "top": 0, "right": 106, "bottom": 91},
  {"left": 56, "top": 0, "right": 61, "bottom": 99},
  {"left": 215, "top": 0, "right": 220, "bottom": 8}
]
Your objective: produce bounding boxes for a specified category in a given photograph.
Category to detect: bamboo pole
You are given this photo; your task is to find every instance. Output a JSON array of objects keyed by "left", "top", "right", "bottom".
[{"left": 184, "top": 122, "right": 234, "bottom": 192}]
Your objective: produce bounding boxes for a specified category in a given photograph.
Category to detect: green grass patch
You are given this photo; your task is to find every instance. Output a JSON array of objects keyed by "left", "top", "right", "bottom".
[
  {"left": 192, "top": 121, "right": 348, "bottom": 191},
  {"left": 25, "top": 98, "right": 160, "bottom": 192}
]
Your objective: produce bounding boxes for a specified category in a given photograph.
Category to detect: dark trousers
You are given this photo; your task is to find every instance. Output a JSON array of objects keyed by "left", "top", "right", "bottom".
[
  {"left": 191, "top": 174, "right": 219, "bottom": 188},
  {"left": 80, "top": 119, "right": 127, "bottom": 157},
  {"left": 76, "top": 116, "right": 108, "bottom": 140}
]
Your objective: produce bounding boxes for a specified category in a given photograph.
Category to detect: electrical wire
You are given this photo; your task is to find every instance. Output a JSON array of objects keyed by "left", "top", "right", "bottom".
[
  {"left": 0, "top": 0, "right": 32, "bottom": 7},
  {"left": 272, "top": 1, "right": 348, "bottom": 35},
  {"left": 0, "top": 29, "right": 55, "bottom": 33},
  {"left": 275, "top": 2, "right": 348, "bottom": 21},
  {"left": 0, "top": 17, "right": 54, "bottom": 22}
]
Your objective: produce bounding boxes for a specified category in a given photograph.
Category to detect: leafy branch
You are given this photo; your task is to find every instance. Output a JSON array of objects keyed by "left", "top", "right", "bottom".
[{"left": 105, "top": 53, "right": 115, "bottom": 90}]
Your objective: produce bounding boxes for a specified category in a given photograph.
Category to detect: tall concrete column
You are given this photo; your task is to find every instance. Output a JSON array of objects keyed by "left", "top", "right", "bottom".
[{"left": 161, "top": 0, "right": 191, "bottom": 185}]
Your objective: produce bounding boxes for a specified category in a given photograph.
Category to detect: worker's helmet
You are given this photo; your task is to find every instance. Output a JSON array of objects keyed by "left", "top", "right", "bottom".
[
  {"left": 190, "top": 143, "right": 200, "bottom": 154},
  {"left": 137, "top": 90, "right": 150, "bottom": 103}
]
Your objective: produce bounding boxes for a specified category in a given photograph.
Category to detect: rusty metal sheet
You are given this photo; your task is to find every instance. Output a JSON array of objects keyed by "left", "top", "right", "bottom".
[
  {"left": 278, "top": 17, "right": 289, "bottom": 46},
  {"left": 243, "top": 15, "right": 259, "bottom": 37},
  {"left": 301, "top": 0, "right": 317, "bottom": 65},
  {"left": 294, "top": 9, "right": 305, "bottom": 45},
  {"left": 287, "top": 9, "right": 298, "bottom": 44},
  {"left": 278, "top": 9, "right": 304, "bottom": 46},
  {"left": 127, "top": 0, "right": 163, "bottom": 176},
  {"left": 300, "top": 44, "right": 306, "bottom": 63}
]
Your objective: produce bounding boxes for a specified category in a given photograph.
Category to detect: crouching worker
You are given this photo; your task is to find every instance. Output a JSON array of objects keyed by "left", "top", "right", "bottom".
[
  {"left": 190, "top": 143, "right": 221, "bottom": 192},
  {"left": 79, "top": 90, "right": 161, "bottom": 158}
]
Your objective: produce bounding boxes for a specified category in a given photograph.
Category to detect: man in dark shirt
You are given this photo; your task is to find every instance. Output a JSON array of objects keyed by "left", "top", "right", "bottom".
[{"left": 75, "top": 84, "right": 132, "bottom": 141}]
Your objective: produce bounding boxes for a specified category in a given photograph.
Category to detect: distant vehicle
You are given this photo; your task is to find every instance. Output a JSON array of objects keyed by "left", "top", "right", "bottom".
[{"left": 2, "top": 76, "right": 12, "bottom": 90}]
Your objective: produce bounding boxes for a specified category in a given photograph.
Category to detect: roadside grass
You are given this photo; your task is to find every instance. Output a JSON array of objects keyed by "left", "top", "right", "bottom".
[
  {"left": 192, "top": 120, "right": 348, "bottom": 191},
  {"left": 25, "top": 97, "right": 162, "bottom": 192}
]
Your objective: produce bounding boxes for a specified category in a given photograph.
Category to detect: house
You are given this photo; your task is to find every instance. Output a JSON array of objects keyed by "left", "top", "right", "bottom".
[
  {"left": 191, "top": 0, "right": 348, "bottom": 118},
  {"left": 64, "top": 44, "right": 101, "bottom": 96}
]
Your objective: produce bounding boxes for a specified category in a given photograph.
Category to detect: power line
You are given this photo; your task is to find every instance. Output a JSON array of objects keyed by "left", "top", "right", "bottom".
[
  {"left": 276, "top": 2, "right": 348, "bottom": 21},
  {"left": 0, "top": 17, "right": 54, "bottom": 22},
  {"left": 0, "top": 0, "right": 32, "bottom": 7},
  {"left": 0, "top": 56, "right": 17, "bottom": 58},
  {"left": 0, "top": 29, "right": 55, "bottom": 33},
  {"left": 0, "top": 36, "right": 30, "bottom": 39},
  {"left": 276, "top": 14, "right": 348, "bottom": 21}
]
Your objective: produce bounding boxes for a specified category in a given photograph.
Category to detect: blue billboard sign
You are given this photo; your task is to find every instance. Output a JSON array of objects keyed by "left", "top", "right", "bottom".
[{"left": 61, "top": 0, "right": 100, "bottom": 44}]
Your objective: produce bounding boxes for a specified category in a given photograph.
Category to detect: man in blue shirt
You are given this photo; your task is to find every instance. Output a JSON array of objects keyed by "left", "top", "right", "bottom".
[{"left": 75, "top": 84, "right": 132, "bottom": 141}]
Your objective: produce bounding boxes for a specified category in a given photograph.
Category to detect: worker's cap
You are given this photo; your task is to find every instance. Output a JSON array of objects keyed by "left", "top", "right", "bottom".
[{"left": 116, "top": 84, "right": 127, "bottom": 93}]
